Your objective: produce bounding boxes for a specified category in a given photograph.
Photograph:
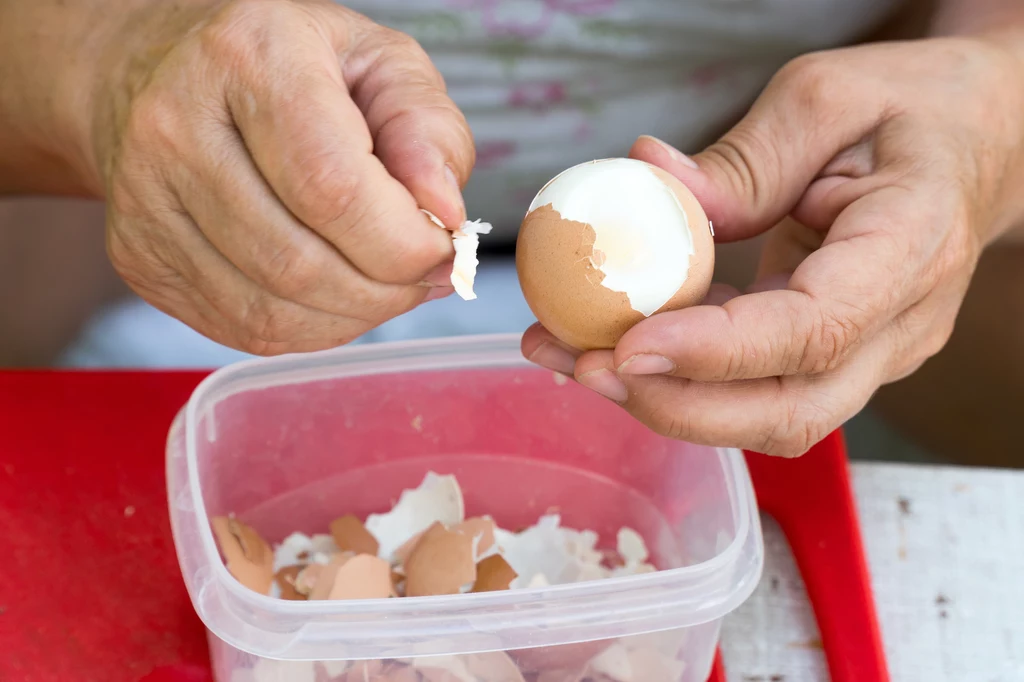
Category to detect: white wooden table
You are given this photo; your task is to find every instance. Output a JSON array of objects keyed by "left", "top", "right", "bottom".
[{"left": 720, "top": 462, "right": 1024, "bottom": 681}]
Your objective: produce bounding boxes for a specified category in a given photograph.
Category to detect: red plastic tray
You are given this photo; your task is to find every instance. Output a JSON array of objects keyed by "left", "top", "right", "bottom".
[{"left": 0, "top": 371, "right": 888, "bottom": 682}]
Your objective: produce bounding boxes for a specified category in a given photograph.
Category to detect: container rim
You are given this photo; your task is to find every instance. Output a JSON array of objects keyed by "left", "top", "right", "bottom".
[{"left": 176, "top": 333, "right": 764, "bottom": 658}]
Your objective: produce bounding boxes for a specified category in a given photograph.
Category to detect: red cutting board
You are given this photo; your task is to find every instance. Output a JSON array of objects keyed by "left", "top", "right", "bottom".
[{"left": 0, "top": 371, "right": 888, "bottom": 682}]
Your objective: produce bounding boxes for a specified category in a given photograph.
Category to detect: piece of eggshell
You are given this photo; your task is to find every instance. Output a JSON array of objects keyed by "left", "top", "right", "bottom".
[
  {"left": 615, "top": 528, "right": 648, "bottom": 566},
  {"left": 509, "top": 641, "right": 613, "bottom": 675},
  {"left": 535, "top": 667, "right": 588, "bottom": 682},
  {"left": 384, "top": 664, "right": 422, "bottom": 682},
  {"left": 365, "top": 473, "right": 465, "bottom": 562},
  {"left": 275, "top": 565, "right": 306, "bottom": 601},
  {"left": 328, "top": 554, "right": 395, "bottom": 600},
  {"left": 464, "top": 652, "right": 527, "bottom": 682},
  {"left": 404, "top": 523, "right": 477, "bottom": 597},
  {"left": 396, "top": 517, "right": 496, "bottom": 567},
  {"left": 330, "top": 514, "right": 381, "bottom": 557},
  {"left": 471, "top": 555, "right": 518, "bottom": 593},
  {"left": 309, "top": 552, "right": 354, "bottom": 600},
  {"left": 211, "top": 516, "right": 274, "bottom": 595},
  {"left": 294, "top": 563, "right": 326, "bottom": 596},
  {"left": 456, "top": 517, "right": 498, "bottom": 559},
  {"left": 412, "top": 656, "right": 475, "bottom": 682},
  {"left": 516, "top": 159, "right": 714, "bottom": 351}
]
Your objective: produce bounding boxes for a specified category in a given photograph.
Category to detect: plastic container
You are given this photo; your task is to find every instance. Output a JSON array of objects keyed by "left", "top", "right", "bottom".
[{"left": 166, "top": 334, "right": 763, "bottom": 682}]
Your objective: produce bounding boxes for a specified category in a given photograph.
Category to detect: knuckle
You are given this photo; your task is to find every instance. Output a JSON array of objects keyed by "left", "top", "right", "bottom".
[
  {"left": 777, "top": 52, "right": 846, "bottom": 111},
  {"left": 259, "top": 241, "right": 323, "bottom": 300},
  {"left": 200, "top": 0, "right": 274, "bottom": 66},
  {"left": 704, "top": 121, "right": 783, "bottom": 217},
  {"left": 648, "top": 405, "right": 695, "bottom": 443},
  {"left": 291, "top": 163, "right": 362, "bottom": 230},
  {"left": 799, "top": 307, "right": 859, "bottom": 374},
  {"left": 762, "top": 392, "right": 824, "bottom": 458}
]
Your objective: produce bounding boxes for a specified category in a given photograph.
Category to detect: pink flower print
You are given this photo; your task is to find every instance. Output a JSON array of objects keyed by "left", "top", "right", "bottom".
[
  {"left": 476, "top": 140, "right": 518, "bottom": 170},
  {"left": 507, "top": 81, "right": 567, "bottom": 111},
  {"left": 464, "top": 0, "right": 555, "bottom": 39},
  {"left": 545, "top": 0, "right": 617, "bottom": 16}
]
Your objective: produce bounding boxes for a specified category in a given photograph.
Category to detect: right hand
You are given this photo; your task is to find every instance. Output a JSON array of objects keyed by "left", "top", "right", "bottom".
[{"left": 90, "top": 0, "right": 474, "bottom": 354}]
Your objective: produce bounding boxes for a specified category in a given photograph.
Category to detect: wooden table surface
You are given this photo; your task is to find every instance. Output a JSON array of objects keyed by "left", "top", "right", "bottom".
[{"left": 722, "top": 462, "right": 1024, "bottom": 682}]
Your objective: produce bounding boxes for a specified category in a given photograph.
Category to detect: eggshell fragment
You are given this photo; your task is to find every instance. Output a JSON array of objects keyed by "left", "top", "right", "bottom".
[
  {"left": 510, "top": 641, "right": 612, "bottom": 675},
  {"left": 516, "top": 158, "right": 714, "bottom": 350},
  {"left": 366, "top": 473, "right": 465, "bottom": 562},
  {"left": 328, "top": 554, "right": 395, "bottom": 600},
  {"left": 294, "top": 563, "right": 325, "bottom": 597},
  {"left": 451, "top": 219, "right": 494, "bottom": 301},
  {"left": 211, "top": 516, "right": 274, "bottom": 595},
  {"left": 309, "top": 552, "right": 354, "bottom": 600},
  {"left": 274, "top": 565, "right": 306, "bottom": 601},
  {"left": 330, "top": 514, "right": 381, "bottom": 557},
  {"left": 404, "top": 523, "right": 477, "bottom": 597},
  {"left": 412, "top": 656, "right": 475, "bottom": 682},
  {"left": 471, "top": 555, "right": 517, "bottom": 593},
  {"left": 464, "top": 652, "right": 527, "bottom": 682}
]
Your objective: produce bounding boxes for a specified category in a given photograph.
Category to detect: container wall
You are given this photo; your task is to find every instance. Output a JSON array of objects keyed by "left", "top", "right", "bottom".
[
  {"left": 211, "top": 620, "right": 724, "bottom": 682},
  {"left": 195, "top": 365, "right": 739, "bottom": 570}
]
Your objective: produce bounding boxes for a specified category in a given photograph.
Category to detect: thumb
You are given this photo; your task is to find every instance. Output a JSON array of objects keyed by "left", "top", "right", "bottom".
[
  {"left": 629, "top": 59, "right": 880, "bottom": 242},
  {"left": 340, "top": 16, "right": 475, "bottom": 229}
]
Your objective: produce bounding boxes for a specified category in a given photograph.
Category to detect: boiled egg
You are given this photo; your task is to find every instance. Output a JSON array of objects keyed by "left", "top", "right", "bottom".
[{"left": 516, "top": 158, "right": 714, "bottom": 350}]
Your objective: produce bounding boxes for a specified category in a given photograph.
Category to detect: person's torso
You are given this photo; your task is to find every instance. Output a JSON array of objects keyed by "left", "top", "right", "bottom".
[{"left": 342, "top": 0, "right": 902, "bottom": 240}]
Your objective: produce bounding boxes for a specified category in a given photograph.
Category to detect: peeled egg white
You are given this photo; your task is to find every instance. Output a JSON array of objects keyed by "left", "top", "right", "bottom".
[{"left": 516, "top": 158, "right": 714, "bottom": 350}]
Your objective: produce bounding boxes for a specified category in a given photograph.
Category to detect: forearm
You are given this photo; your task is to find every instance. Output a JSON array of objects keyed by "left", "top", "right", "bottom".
[
  {"left": 0, "top": 1, "right": 120, "bottom": 196},
  {"left": 929, "top": 0, "right": 1024, "bottom": 244}
]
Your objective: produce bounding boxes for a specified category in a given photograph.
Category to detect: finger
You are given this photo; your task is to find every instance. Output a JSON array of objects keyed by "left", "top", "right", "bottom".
[
  {"left": 110, "top": 209, "right": 383, "bottom": 355},
  {"left": 346, "top": 22, "right": 475, "bottom": 228},
  {"left": 521, "top": 322, "right": 582, "bottom": 377},
  {"left": 170, "top": 115, "right": 443, "bottom": 320},
  {"left": 753, "top": 217, "right": 823, "bottom": 284},
  {"left": 206, "top": 6, "right": 453, "bottom": 285},
  {"left": 615, "top": 187, "right": 923, "bottom": 382},
  {"left": 576, "top": 331, "right": 892, "bottom": 458},
  {"left": 629, "top": 55, "right": 885, "bottom": 242},
  {"left": 521, "top": 284, "right": 740, "bottom": 376}
]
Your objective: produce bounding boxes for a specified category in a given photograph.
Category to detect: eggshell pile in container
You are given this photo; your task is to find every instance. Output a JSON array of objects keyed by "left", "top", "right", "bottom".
[
  {"left": 213, "top": 472, "right": 674, "bottom": 682},
  {"left": 516, "top": 158, "right": 715, "bottom": 350},
  {"left": 211, "top": 472, "right": 656, "bottom": 603}
]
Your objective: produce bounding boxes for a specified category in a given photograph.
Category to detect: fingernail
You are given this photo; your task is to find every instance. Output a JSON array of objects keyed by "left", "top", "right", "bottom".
[
  {"left": 419, "top": 260, "right": 454, "bottom": 288},
  {"left": 527, "top": 342, "right": 576, "bottom": 376},
  {"left": 445, "top": 165, "right": 466, "bottom": 220},
  {"left": 424, "top": 286, "right": 454, "bottom": 301},
  {"left": 618, "top": 354, "right": 675, "bottom": 375},
  {"left": 578, "top": 369, "right": 629, "bottom": 403},
  {"left": 641, "top": 135, "right": 700, "bottom": 170}
]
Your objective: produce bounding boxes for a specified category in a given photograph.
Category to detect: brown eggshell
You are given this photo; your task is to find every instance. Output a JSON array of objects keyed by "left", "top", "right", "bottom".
[
  {"left": 309, "top": 552, "right": 354, "bottom": 600},
  {"left": 328, "top": 554, "right": 395, "bottom": 600},
  {"left": 275, "top": 565, "right": 306, "bottom": 601},
  {"left": 516, "top": 162, "right": 713, "bottom": 350},
  {"left": 508, "top": 641, "right": 614, "bottom": 675},
  {"left": 471, "top": 555, "right": 518, "bottom": 593},
  {"left": 384, "top": 663, "right": 422, "bottom": 682},
  {"left": 404, "top": 523, "right": 477, "bottom": 597},
  {"left": 330, "top": 514, "right": 381, "bottom": 557},
  {"left": 294, "top": 563, "right": 326, "bottom": 596},
  {"left": 210, "top": 516, "right": 274, "bottom": 595},
  {"left": 465, "top": 652, "right": 527, "bottom": 682}
]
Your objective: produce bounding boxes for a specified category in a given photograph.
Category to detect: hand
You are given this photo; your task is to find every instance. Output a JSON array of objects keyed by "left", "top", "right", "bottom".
[
  {"left": 523, "top": 35, "right": 1024, "bottom": 457},
  {"left": 90, "top": 0, "right": 473, "bottom": 354}
]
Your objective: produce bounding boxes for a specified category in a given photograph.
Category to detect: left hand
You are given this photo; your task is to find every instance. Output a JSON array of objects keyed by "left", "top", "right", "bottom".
[{"left": 522, "top": 35, "right": 1024, "bottom": 457}]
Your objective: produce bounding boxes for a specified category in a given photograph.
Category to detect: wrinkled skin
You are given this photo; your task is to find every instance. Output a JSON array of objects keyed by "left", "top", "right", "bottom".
[
  {"left": 523, "top": 36, "right": 1024, "bottom": 457},
  {"left": 91, "top": 0, "right": 474, "bottom": 355}
]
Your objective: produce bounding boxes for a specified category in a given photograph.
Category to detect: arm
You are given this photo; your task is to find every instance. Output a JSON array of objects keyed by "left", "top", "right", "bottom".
[
  {"left": 930, "top": 0, "right": 1024, "bottom": 244},
  {"left": 0, "top": 0, "right": 126, "bottom": 196}
]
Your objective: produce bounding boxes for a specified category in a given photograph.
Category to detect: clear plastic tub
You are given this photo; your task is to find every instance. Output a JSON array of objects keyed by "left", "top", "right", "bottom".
[{"left": 166, "top": 334, "right": 763, "bottom": 682}]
